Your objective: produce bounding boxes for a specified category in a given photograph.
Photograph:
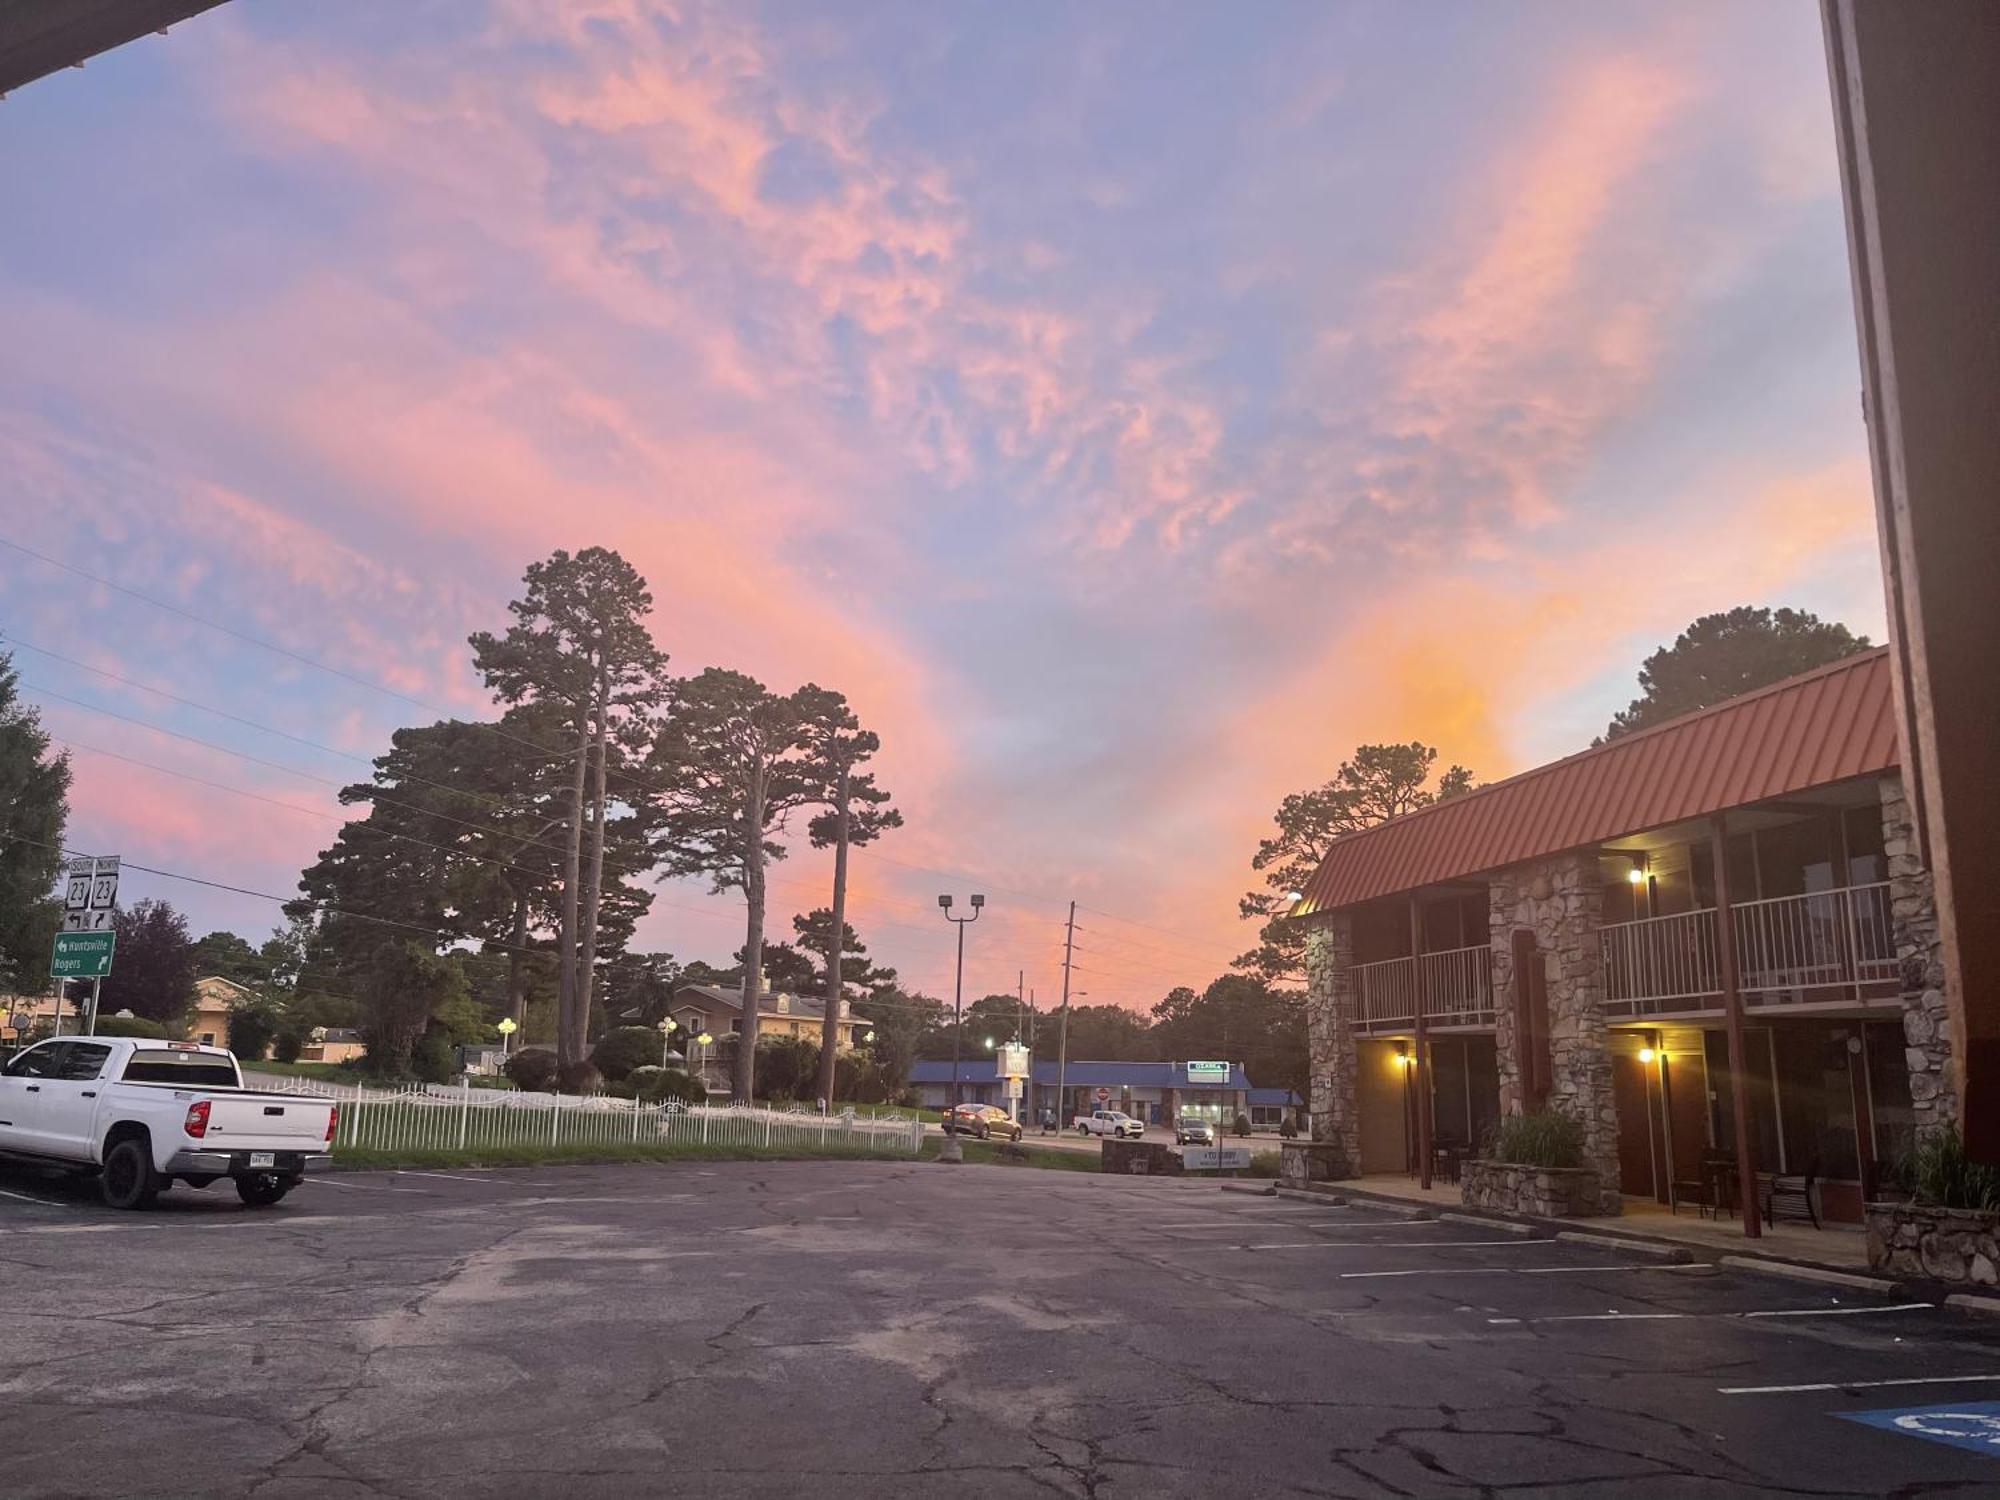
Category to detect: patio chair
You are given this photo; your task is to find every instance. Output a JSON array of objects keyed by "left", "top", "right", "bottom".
[{"left": 1760, "top": 1163, "right": 1821, "bottom": 1230}]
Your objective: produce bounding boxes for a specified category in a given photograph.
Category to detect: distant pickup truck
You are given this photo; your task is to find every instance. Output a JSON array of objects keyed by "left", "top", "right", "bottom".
[
  {"left": 1073, "top": 1109, "right": 1144, "bottom": 1139},
  {"left": 0, "top": 1037, "right": 336, "bottom": 1210}
]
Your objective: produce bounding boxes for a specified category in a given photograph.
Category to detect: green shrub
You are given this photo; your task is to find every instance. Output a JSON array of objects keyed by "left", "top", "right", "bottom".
[
  {"left": 94, "top": 1015, "right": 169, "bottom": 1040},
  {"left": 1907, "top": 1130, "right": 2000, "bottom": 1211},
  {"left": 1247, "top": 1150, "right": 1280, "bottom": 1178},
  {"left": 410, "top": 1030, "right": 456, "bottom": 1084},
  {"left": 591, "top": 1026, "right": 662, "bottom": 1082},
  {"left": 505, "top": 1047, "right": 559, "bottom": 1092},
  {"left": 272, "top": 1025, "right": 305, "bottom": 1064},
  {"left": 1233, "top": 1113, "right": 1252, "bottom": 1137},
  {"left": 1486, "top": 1111, "right": 1585, "bottom": 1170},
  {"left": 227, "top": 1003, "right": 281, "bottom": 1061},
  {"left": 558, "top": 1058, "right": 604, "bottom": 1095}
]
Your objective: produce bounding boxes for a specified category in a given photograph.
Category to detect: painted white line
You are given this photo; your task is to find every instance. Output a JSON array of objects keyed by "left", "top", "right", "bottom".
[
  {"left": 1240, "top": 1238, "right": 1531, "bottom": 1252},
  {"left": 1489, "top": 1312, "right": 1688, "bottom": 1324},
  {"left": 1151, "top": 1218, "right": 1436, "bottom": 1231},
  {"left": 300, "top": 1177, "right": 430, "bottom": 1194},
  {"left": 1719, "top": 1373, "right": 2000, "bottom": 1396},
  {"left": 394, "top": 1170, "right": 511, "bottom": 1186},
  {"left": 1338, "top": 1263, "right": 1686, "bottom": 1279},
  {"left": 1518, "top": 1264, "right": 1703, "bottom": 1275},
  {"left": 0, "top": 1187, "right": 70, "bottom": 1206},
  {"left": 1742, "top": 1302, "right": 1933, "bottom": 1319}
]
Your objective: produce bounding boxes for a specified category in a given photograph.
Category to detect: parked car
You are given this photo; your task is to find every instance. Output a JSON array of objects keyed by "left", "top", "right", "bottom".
[
  {"left": 942, "top": 1103, "right": 1023, "bottom": 1141},
  {"left": 0, "top": 1037, "right": 336, "bottom": 1209},
  {"left": 1175, "top": 1114, "right": 1215, "bottom": 1146},
  {"left": 1073, "top": 1109, "right": 1144, "bottom": 1139}
]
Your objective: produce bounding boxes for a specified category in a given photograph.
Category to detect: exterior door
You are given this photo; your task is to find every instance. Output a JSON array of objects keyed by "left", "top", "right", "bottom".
[
  {"left": 0, "top": 1041, "right": 68, "bottom": 1151},
  {"left": 39, "top": 1040, "right": 114, "bottom": 1157}
]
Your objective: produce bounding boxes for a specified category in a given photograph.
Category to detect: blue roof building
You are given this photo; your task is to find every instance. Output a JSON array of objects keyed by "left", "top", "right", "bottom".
[{"left": 904, "top": 1058, "right": 1304, "bottom": 1129}]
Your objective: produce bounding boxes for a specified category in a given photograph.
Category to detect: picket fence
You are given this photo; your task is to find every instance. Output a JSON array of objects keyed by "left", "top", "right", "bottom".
[{"left": 260, "top": 1078, "right": 926, "bottom": 1158}]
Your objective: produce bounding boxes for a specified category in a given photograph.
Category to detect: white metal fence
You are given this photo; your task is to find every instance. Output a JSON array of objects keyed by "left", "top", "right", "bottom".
[
  {"left": 256, "top": 1079, "right": 925, "bottom": 1158},
  {"left": 1603, "top": 881, "right": 1898, "bottom": 1017}
]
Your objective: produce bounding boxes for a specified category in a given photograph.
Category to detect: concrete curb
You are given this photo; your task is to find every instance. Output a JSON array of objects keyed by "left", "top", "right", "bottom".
[
  {"left": 1442, "top": 1212, "right": 1535, "bottom": 1236},
  {"left": 1557, "top": 1231, "right": 1694, "bottom": 1263},
  {"left": 1274, "top": 1187, "right": 1350, "bottom": 1207},
  {"left": 1944, "top": 1293, "right": 2000, "bottom": 1316},
  {"left": 1718, "top": 1254, "right": 1902, "bottom": 1293},
  {"left": 1221, "top": 1183, "right": 1277, "bottom": 1197}
]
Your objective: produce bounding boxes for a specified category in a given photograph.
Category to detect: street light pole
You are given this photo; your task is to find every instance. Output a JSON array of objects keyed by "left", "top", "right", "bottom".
[{"left": 937, "top": 893, "right": 985, "bottom": 1164}]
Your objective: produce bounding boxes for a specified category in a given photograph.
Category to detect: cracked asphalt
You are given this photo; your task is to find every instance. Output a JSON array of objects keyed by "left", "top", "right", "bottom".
[{"left": 3, "top": 1160, "right": 1999, "bottom": 1497}]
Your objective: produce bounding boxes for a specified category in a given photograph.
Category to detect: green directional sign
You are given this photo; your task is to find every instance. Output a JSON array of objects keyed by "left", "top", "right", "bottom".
[{"left": 51, "top": 930, "right": 116, "bottom": 980}]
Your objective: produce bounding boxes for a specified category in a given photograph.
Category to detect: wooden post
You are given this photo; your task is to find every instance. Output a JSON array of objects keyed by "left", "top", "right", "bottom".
[
  {"left": 1711, "top": 813, "right": 1761, "bottom": 1238},
  {"left": 1409, "top": 896, "right": 1433, "bottom": 1190}
]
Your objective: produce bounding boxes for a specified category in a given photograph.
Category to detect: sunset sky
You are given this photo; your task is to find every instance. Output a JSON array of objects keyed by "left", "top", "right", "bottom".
[{"left": 0, "top": 2, "right": 1887, "bottom": 1016}]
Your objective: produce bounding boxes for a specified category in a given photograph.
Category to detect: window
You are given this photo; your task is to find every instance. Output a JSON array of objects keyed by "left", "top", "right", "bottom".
[
  {"left": 1843, "top": 804, "right": 1887, "bottom": 886},
  {"left": 121, "top": 1051, "right": 239, "bottom": 1087},
  {"left": 3, "top": 1042, "right": 66, "bottom": 1078},
  {"left": 56, "top": 1043, "right": 112, "bottom": 1082}
]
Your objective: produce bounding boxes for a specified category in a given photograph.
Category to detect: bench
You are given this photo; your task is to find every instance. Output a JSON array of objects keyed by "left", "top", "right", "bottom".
[{"left": 1760, "top": 1167, "right": 1820, "bottom": 1230}]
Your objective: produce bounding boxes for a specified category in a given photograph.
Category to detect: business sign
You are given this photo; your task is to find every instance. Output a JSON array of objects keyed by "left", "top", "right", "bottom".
[
  {"left": 62, "top": 855, "right": 120, "bottom": 933},
  {"left": 1181, "top": 1146, "right": 1253, "bottom": 1172},
  {"left": 1186, "top": 1060, "right": 1230, "bottom": 1084},
  {"left": 50, "top": 930, "right": 116, "bottom": 980},
  {"left": 1095, "top": 1087, "right": 1110, "bottom": 1103},
  {"left": 1839, "top": 1401, "right": 2000, "bottom": 1457},
  {"left": 997, "top": 1043, "right": 1031, "bottom": 1079}
]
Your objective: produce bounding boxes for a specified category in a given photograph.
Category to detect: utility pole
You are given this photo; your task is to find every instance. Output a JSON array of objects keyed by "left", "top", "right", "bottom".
[
  {"left": 937, "top": 893, "right": 984, "bottom": 1164},
  {"left": 1055, "top": 902, "right": 1077, "bottom": 1128}
]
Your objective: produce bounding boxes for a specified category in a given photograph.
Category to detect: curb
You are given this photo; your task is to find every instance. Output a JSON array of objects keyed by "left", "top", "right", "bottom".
[
  {"left": 1442, "top": 1212, "right": 1535, "bottom": 1236},
  {"left": 1718, "top": 1254, "right": 1902, "bottom": 1293},
  {"left": 1221, "top": 1183, "right": 1277, "bottom": 1197},
  {"left": 1557, "top": 1231, "right": 1694, "bottom": 1263},
  {"left": 1273, "top": 1186, "right": 1347, "bottom": 1206},
  {"left": 1945, "top": 1293, "right": 2000, "bottom": 1316}
]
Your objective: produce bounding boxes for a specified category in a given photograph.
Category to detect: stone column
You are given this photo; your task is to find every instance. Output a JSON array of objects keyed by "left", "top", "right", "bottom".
[
  {"left": 1303, "top": 912, "right": 1359, "bottom": 1178},
  {"left": 1883, "top": 774, "right": 1957, "bottom": 1139},
  {"left": 1488, "top": 852, "right": 1619, "bottom": 1213}
]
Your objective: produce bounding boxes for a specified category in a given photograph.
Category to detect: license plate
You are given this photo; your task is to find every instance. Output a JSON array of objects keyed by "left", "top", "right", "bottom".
[{"left": 249, "top": 1152, "right": 275, "bottom": 1168}]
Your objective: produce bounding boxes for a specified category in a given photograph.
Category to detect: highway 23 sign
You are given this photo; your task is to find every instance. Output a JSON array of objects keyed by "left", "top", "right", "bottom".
[
  {"left": 50, "top": 930, "right": 116, "bottom": 980},
  {"left": 62, "top": 855, "right": 120, "bottom": 933}
]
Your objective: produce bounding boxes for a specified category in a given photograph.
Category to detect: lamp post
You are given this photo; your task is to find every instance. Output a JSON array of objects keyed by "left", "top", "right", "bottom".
[
  {"left": 496, "top": 1016, "right": 518, "bottom": 1058},
  {"left": 937, "top": 892, "right": 985, "bottom": 1163},
  {"left": 657, "top": 1016, "right": 679, "bottom": 1070}
]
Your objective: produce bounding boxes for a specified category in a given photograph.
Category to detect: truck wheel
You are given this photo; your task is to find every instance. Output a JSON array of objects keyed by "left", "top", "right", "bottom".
[
  {"left": 235, "top": 1174, "right": 292, "bottom": 1209},
  {"left": 100, "top": 1138, "right": 161, "bottom": 1211}
]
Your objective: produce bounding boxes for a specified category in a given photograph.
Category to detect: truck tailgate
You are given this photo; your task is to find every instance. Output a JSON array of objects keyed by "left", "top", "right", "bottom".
[{"left": 203, "top": 1094, "right": 335, "bottom": 1147}]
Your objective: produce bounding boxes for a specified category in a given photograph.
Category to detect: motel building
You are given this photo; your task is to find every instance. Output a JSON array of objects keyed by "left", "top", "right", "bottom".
[
  {"left": 1288, "top": 647, "right": 1951, "bottom": 1227},
  {"left": 906, "top": 1058, "right": 1300, "bottom": 1131}
]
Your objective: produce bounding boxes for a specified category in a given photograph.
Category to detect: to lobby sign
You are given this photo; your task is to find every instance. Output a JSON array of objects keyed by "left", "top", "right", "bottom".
[
  {"left": 1186, "top": 1060, "right": 1229, "bottom": 1083},
  {"left": 1182, "top": 1147, "right": 1252, "bottom": 1172}
]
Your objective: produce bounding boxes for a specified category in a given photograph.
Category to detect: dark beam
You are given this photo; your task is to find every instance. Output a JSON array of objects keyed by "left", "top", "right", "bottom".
[{"left": 0, "top": 0, "right": 226, "bottom": 98}]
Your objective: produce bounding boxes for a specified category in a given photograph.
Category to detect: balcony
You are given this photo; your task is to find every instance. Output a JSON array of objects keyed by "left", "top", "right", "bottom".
[
  {"left": 1603, "top": 882, "right": 1899, "bottom": 1020},
  {"left": 1352, "top": 943, "right": 1494, "bottom": 1035}
]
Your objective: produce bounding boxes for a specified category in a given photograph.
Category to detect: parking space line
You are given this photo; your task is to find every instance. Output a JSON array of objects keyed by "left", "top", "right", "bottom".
[
  {"left": 393, "top": 1170, "right": 514, "bottom": 1185},
  {"left": 1240, "top": 1238, "right": 1535, "bottom": 1252},
  {"left": 1720, "top": 1374, "right": 2000, "bottom": 1396},
  {"left": 300, "top": 1177, "right": 431, "bottom": 1194},
  {"left": 1488, "top": 1302, "right": 1937, "bottom": 1327},
  {"left": 1149, "top": 1219, "right": 1438, "bottom": 1231},
  {"left": 0, "top": 1187, "right": 73, "bottom": 1207},
  {"left": 1341, "top": 1263, "right": 1685, "bottom": 1279}
]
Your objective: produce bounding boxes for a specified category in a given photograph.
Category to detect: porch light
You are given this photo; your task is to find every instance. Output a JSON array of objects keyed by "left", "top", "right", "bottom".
[
  {"left": 1627, "top": 867, "right": 1645, "bottom": 885},
  {"left": 1638, "top": 1046, "right": 1657, "bottom": 1064},
  {"left": 1285, "top": 890, "right": 1305, "bottom": 904}
]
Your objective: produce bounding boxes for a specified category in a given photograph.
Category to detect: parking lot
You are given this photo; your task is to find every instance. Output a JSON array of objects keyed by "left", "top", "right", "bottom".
[{"left": 5, "top": 1159, "right": 2000, "bottom": 1497}]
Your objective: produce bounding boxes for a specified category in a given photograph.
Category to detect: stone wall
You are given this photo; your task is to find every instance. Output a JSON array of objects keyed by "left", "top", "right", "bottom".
[
  {"left": 1302, "top": 913, "right": 1359, "bottom": 1178},
  {"left": 1462, "top": 1159, "right": 1607, "bottom": 1218},
  {"left": 1882, "top": 775, "right": 1957, "bottom": 1140},
  {"left": 1866, "top": 1201, "right": 2000, "bottom": 1284},
  {"left": 1489, "top": 852, "right": 1621, "bottom": 1214}
]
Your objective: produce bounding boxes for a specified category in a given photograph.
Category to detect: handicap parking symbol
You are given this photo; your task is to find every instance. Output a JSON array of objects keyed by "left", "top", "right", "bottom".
[{"left": 1839, "top": 1400, "right": 2000, "bottom": 1458}]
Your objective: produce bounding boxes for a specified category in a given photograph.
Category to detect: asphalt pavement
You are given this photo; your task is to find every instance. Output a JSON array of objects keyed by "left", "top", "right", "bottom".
[{"left": 3, "top": 1157, "right": 1999, "bottom": 1496}]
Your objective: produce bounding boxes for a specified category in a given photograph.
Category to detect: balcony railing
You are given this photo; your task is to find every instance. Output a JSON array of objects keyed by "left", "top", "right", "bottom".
[
  {"left": 1351, "top": 943, "right": 1493, "bottom": 1033},
  {"left": 1603, "top": 881, "right": 1898, "bottom": 1019}
]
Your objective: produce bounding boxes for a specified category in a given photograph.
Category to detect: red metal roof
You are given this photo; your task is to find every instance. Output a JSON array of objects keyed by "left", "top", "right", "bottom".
[{"left": 1293, "top": 647, "right": 1900, "bottom": 915}]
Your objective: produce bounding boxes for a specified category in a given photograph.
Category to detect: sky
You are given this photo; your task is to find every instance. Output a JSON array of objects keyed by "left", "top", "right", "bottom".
[{"left": 0, "top": 1, "right": 1887, "bottom": 1018}]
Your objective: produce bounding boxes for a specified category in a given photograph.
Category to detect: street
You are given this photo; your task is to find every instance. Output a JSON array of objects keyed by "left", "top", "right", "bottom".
[{"left": 4, "top": 1160, "right": 1999, "bottom": 1497}]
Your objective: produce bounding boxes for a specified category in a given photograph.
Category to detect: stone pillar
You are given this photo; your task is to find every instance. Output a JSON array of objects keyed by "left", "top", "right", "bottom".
[
  {"left": 1488, "top": 852, "right": 1619, "bottom": 1213},
  {"left": 1883, "top": 774, "right": 1956, "bottom": 1139},
  {"left": 1302, "top": 912, "right": 1359, "bottom": 1178}
]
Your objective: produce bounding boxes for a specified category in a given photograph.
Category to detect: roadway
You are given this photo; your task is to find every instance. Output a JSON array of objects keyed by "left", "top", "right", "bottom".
[{"left": 4, "top": 1158, "right": 1999, "bottom": 1495}]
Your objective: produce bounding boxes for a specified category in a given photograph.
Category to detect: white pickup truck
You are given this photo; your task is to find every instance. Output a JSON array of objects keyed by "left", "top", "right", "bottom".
[
  {"left": 1072, "top": 1108, "right": 1145, "bottom": 1139},
  {"left": 0, "top": 1037, "right": 336, "bottom": 1209}
]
